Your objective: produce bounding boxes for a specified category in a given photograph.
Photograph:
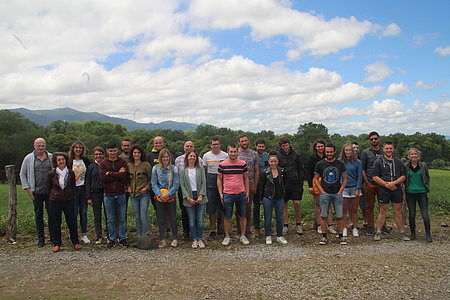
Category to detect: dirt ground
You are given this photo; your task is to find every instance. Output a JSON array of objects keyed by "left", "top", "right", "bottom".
[{"left": 0, "top": 218, "right": 449, "bottom": 300}]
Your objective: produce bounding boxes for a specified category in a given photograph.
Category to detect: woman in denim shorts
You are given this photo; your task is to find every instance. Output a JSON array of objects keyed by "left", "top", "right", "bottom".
[{"left": 339, "top": 144, "right": 363, "bottom": 237}]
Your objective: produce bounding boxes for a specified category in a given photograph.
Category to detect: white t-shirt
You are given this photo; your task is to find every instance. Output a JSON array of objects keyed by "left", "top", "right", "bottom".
[
  {"left": 202, "top": 151, "right": 228, "bottom": 174},
  {"left": 188, "top": 168, "right": 197, "bottom": 192},
  {"left": 72, "top": 159, "right": 87, "bottom": 186}
]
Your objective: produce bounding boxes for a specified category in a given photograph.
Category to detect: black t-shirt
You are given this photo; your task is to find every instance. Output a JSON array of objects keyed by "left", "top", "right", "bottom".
[{"left": 314, "top": 159, "right": 347, "bottom": 194}]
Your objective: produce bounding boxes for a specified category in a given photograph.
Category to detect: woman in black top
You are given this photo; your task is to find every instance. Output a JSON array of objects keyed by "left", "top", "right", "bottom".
[{"left": 260, "top": 151, "right": 287, "bottom": 245}]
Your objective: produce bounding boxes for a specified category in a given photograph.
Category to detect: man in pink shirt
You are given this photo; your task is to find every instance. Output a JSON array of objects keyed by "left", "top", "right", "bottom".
[{"left": 217, "top": 144, "right": 250, "bottom": 246}]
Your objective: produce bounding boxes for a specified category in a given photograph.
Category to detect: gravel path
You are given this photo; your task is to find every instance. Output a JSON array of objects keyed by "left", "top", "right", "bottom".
[{"left": 1, "top": 222, "right": 449, "bottom": 299}]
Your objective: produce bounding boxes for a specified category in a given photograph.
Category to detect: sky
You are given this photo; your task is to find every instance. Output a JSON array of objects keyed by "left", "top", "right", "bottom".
[{"left": 1, "top": 0, "right": 449, "bottom": 136}]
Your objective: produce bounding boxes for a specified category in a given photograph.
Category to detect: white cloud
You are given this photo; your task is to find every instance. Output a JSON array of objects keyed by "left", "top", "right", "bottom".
[
  {"left": 412, "top": 33, "right": 439, "bottom": 47},
  {"left": 0, "top": 1, "right": 448, "bottom": 135},
  {"left": 413, "top": 100, "right": 422, "bottom": 107},
  {"left": 136, "top": 35, "right": 214, "bottom": 65},
  {"left": 385, "top": 82, "right": 409, "bottom": 96},
  {"left": 188, "top": 0, "right": 379, "bottom": 57},
  {"left": 368, "top": 99, "right": 405, "bottom": 116},
  {"left": 434, "top": 46, "right": 450, "bottom": 56},
  {"left": 364, "top": 61, "right": 394, "bottom": 82},
  {"left": 415, "top": 80, "right": 447, "bottom": 90},
  {"left": 340, "top": 53, "right": 354, "bottom": 61},
  {"left": 382, "top": 23, "right": 401, "bottom": 36}
]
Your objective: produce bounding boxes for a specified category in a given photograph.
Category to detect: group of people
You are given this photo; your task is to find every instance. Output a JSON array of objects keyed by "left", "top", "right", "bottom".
[{"left": 19, "top": 130, "right": 432, "bottom": 252}]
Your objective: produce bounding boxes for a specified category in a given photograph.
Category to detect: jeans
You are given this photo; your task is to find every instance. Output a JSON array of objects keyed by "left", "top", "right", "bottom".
[
  {"left": 262, "top": 197, "right": 284, "bottom": 237},
  {"left": 131, "top": 192, "right": 150, "bottom": 236},
  {"left": 253, "top": 185, "right": 263, "bottom": 230},
  {"left": 104, "top": 194, "right": 127, "bottom": 240},
  {"left": 185, "top": 191, "right": 206, "bottom": 240},
  {"left": 91, "top": 192, "right": 105, "bottom": 239},
  {"left": 178, "top": 188, "right": 190, "bottom": 236},
  {"left": 206, "top": 187, "right": 222, "bottom": 214},
  {"left": 223, "top": 192, "right": 248, "bottom": 218},
  {"left": 319, "top": 193, "right": 344, "bottom": 218},
  {"left": 406, "top": 192, "right": 431, "bottom": 235},
  {"left": 33, "top": 193, "right": 51, "bottom": 239},
  {"left": 74, "top": 186, "right": 88, "bottom": 235},
  {"left": 48, "top": 199, "right": 79, "bottom": 246},
  {"left": 155, "top": 200, "right": 178, "bottom": 239}
]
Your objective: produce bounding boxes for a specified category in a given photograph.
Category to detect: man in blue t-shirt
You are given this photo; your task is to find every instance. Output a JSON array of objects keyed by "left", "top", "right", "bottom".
[{"left": 254, "top": 138, "right": 269, "bottom": 236}]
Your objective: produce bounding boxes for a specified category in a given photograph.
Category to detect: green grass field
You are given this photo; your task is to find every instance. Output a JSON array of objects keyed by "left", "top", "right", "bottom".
[{"left": 0, "top": 169, "right": 448, "bottom": 235}]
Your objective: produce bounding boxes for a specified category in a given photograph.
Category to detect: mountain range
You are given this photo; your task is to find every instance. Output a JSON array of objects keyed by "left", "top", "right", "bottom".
[{"left": 12, "top": 107, "right": 198, "bottom": 131}]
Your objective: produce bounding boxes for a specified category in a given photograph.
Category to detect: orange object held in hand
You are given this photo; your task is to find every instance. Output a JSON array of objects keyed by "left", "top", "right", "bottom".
[{"left": 155, "top": 188, "right": 176, "bottom": 203}]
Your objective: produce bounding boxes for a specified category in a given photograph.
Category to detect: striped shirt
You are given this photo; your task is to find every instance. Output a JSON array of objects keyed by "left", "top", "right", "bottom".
[{"left": 218, "top": 159, "right": 248, "bottom": 194}]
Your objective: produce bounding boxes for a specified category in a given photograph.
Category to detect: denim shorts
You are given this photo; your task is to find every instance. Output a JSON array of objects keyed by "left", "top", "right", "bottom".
[
  {"left": 319, "top": 193, "right": 343, "bottom": 218},
  {"left": 342, "top": 186, "right": 358, "bottom": 198},
  {"left": 223, "top": 192, "right": 248, "bottom": 218}
]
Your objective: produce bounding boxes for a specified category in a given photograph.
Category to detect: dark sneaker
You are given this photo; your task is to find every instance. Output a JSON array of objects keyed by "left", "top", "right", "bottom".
[
  {"left": 208, "top": 231, "right": 217, "bottom": 239},
  {"left": 399, "top": 233, "right": 410, "bottom": 241},
  {"left": 119, "top": 239, "right": 129, "bottom": 247},
  {"left": 319, "top": 237, "right": 329, "bottom": 245},
  {"left": 410, "top": 234, "right": 416, "bottom": 240},
  {"left": 107, "top": 240, "right": 116, "bottom": 248},
  {"left": 366, "top": 227, "right": 375, "bottom": 236},
  {"left": 37, "top": 238, "right": 45, "bottom": 248},
  {"left": 339, "top": 237, "right": 348, "bottom": 245},
  {"left": 373, "top": 232, "right": 382, "bottom": 241},
  {"left": 245, "top": 231, "right": 255, "bottom": 239},
  {"left": 425, "top": 234, "right": 433, "bottom": 243},
  {"left": 381, "top": 226, "right": 391, "bottom": 235}
]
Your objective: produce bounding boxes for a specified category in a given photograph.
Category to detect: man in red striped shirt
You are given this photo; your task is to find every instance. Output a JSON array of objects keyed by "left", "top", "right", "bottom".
[{"left": 217, "top": 144, "right": 250, "bottom": 246}]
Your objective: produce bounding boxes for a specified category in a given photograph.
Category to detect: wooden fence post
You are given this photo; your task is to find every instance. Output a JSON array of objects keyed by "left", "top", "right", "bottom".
[{"left": 5, "top": 165, "right": 17, "bottom": 242}]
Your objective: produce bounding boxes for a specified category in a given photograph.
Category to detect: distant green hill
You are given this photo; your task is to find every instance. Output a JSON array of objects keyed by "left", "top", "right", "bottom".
[{"left": 12, "top": 107, "right": 198, "bottom": 131}]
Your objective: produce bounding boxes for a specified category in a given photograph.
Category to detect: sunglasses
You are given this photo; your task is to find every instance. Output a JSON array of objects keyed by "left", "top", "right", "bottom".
[{"left": 369, "top": 138, "right": 379, "bottom": 141}]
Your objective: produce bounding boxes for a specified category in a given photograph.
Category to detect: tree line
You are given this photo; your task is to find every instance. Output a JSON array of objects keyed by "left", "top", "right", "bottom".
[{"left": 1, "top": 109, "right": 449, "bottom": 177}]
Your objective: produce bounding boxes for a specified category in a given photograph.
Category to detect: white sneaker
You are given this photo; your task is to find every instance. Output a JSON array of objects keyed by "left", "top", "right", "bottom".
[
  {"left": 352, "top": 228, "right": 359, "bottom": 237},
  {"left": 343, "top": 228, "right": 348, "bottom": 237},
  {"left": 328, "top": 226, "right": 337, "bottom": 234},
  {"left": 95, "top": 237, "right": 102, "bottom": 245},
  {"left": 276, "top": 236, "right": 288, "bottom": 244},
  {"left": 240, "top": 236, "right": 250, "bottom": 245},
  {"left": 191, "top": 240, "right": 198, "bottom": 249},
  {"left": 317, "top": 225, "right": 323, "bottom": 234},
  {"left": 222, "top": 236, "right": 230, "bottom": 246},
  {"left": 198, "top": 240, "right": 205, "bottom": 248},
  {"left": 265, "top": 236, "right": 272, "bottom": 245},
  {"left": 282, "top": 226, "right": 289, "bottom": 235},
  {"left": 81, "top": 235, "right": 91, "bottom": 244},
  {"left": 170, "top": 239, "right": 178, "bottom": 247},
  {"left": 296, "top": 224, "right": 303, "bottom": 234}
]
